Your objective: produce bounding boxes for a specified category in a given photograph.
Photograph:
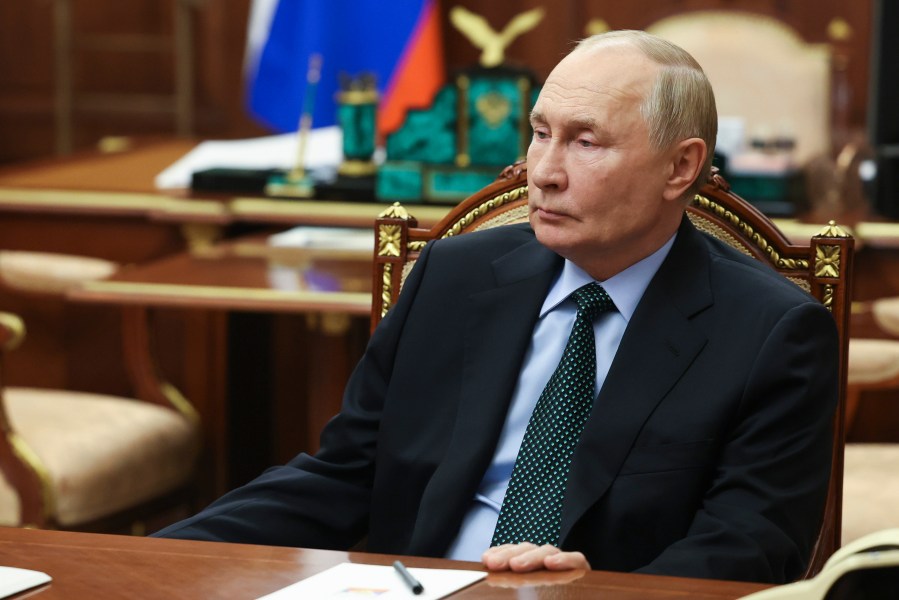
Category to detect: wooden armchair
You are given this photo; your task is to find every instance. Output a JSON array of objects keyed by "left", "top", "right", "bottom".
[
  {"left": 646, "top": 11, "right": 833, "bottom": 166},
  {"left": 372, "top": 164, "right": 853, "bottom": 578},
  {"left": 0, "top": 252, "right": 200, "bottom": 532}
]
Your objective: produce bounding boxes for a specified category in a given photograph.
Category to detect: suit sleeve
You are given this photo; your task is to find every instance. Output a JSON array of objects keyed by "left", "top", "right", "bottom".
[
  {"left": 636, "top": 301, "right": 839, "bottom": 583},
  {"left": 151, "top": 242, "right": 437, "bottom": 548}
]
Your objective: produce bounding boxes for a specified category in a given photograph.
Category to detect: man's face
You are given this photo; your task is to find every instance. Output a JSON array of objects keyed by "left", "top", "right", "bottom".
[{"left": 527, "top": 44, "right": 683, "bottom": 280}]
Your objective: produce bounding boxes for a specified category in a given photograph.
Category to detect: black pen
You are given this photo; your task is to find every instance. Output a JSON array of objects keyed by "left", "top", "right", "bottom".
[{"left": 393, "top": 560, "right": 424, "bottom": 595}]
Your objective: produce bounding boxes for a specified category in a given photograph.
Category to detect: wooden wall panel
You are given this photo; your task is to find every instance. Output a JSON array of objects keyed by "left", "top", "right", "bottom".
[
  {"left": 576, "top": 0, "right": 872, "bottom": 140},
  {"left": 0, "top": 0, "right": 267, "bottom": 164},
  {"left": 442, "top": 0, "right": 872, "bottom": 138},
  {"left": 0, "top": 0, "right": 876, "bottom": 165},
  {"left": 0, "top": 1, "right": 57, "bottom": 163}
]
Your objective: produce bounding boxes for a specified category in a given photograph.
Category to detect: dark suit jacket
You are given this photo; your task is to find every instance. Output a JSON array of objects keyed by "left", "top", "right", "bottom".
[{"left": 155, "top": 217, "right": 838, "bottom": 584}]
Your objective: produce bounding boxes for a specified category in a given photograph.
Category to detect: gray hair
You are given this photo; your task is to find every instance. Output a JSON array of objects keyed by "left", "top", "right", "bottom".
[{"left": 575, "top": 30, "right": 718, "bottom": 193}]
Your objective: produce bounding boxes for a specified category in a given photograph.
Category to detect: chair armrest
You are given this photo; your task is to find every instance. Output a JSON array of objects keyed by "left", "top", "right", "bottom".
[
  {"left": 0, "top": 312, "right": 49, "bottom": 527},
  {"left": 0, "top": 312, "right": 25, "bottom": 352}
]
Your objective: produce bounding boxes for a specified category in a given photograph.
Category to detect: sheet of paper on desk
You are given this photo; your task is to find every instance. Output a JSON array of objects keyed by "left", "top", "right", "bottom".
[
  {"left": 256, "top": 562, "right": 486, "bottom": 599},
  {"left": 154, "top": 127, "right": 343, "bottom": 190},
  {"left": 268, "top": 226, "right": 374, "bottom": 251},
  {"left": 0, "top": 566, "right": 51, "bottom": 598}
]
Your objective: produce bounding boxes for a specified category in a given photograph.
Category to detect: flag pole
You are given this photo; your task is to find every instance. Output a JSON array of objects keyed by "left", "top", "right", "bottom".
[
  {"left": 265, "top": 53, "right": 322, "bottom": 198},
  {"left": 288, "top": 53, "right": 322, "bottom": 183}
]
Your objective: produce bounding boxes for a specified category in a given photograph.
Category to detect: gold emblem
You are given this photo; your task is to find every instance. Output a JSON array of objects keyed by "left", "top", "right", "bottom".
[
  {"left": 476, "top": 92, "right": 512, "bottom": 127},
  {"left": 449, "top": 6, "right": 545, "bottom": 67}
]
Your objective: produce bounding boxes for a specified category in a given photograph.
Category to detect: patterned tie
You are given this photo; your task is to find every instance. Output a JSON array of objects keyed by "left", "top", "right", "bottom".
[{"left": 491, "top": 282, "right": 615, "bottom": 547}]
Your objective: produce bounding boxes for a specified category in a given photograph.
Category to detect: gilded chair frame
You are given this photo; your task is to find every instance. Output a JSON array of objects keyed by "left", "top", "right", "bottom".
[
  {"left": 0, "top": 306, "right": 198, "bottom": 531},
  {"left": 371, "top": 164, "right": 853, "bottom": 578}
]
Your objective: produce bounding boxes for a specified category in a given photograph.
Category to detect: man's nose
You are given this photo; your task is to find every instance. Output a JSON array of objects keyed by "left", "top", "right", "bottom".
[{"left": 528, "top": 141, "right": 567, "bottom": 191}]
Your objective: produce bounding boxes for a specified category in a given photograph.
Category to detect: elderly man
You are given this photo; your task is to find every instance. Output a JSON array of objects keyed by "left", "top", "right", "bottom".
[{"left": 156, "top": 30, "right": 837, "bottom": 584}]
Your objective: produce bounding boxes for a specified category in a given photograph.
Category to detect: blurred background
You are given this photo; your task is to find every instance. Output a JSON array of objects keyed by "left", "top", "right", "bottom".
[{"left": 0, "top": 5, "right": 867, "bottom": 155}]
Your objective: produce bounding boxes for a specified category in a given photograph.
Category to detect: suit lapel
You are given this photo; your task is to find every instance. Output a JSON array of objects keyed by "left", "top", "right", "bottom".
[
  {"left": 409, "top": 234, "right": 562, "bottom": 555},
  {"left": 560, "top": 217, "right": 714, "bottom": 542}
]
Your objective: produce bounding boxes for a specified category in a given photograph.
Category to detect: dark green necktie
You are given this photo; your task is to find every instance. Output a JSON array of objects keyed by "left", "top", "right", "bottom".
[{"left": 491, "top": 282, "right": 614, "bottom": 547}]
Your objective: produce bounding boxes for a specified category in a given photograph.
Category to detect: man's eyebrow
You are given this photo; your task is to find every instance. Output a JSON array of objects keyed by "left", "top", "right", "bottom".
[
  {"left": 569, "top": 116, "right": 601, "bottom": 132},
  {"left": 529, "top": 111, "right": 604, "bottom": 134}
]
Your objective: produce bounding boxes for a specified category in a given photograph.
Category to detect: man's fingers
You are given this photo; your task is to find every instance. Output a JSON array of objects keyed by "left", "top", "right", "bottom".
[
  {"left": 481, "top": 543, "right": 539, "bottom": 570},
  {"left": 544, "top": 550, "right": 590, "bottom": 571},
  {"left": 482, "top": 543, "right": 562, "bottom": 572},
  {"left": 507, "top": 544, "right": 561, "bottom": 572},
  {"left": 482, "top": 543, "right": 591, "bottom": 572}
]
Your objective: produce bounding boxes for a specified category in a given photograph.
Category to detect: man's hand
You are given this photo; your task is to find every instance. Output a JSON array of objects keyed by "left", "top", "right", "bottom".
[{"left": 481, "top": 543, "right": 591, "bottom": 572}]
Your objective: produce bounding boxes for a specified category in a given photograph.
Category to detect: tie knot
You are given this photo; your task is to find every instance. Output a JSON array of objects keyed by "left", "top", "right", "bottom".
[{"left": 571, "top": 282, "right": 614, "bottom": 321}]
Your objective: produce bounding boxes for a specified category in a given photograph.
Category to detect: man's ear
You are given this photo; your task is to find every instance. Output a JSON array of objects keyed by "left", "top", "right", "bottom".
[{"left": 662, "top": 138, "right": 707, "bottom": 202}]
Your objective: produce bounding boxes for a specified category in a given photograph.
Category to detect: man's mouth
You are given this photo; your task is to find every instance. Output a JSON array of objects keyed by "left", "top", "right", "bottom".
[{"left": 533, "top": 206, "right": 569, "bottom": 220}]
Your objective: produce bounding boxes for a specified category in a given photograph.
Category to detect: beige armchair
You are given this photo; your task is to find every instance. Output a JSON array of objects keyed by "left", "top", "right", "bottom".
[
  {"left": 0, "top": 250, "right": 199, "bottom": 531},
  {"left": 647, "top": 11, "right": 831, "bottom": 165},
  {"left": 843, "top": 299, "right": 899, "bottom": 544}
]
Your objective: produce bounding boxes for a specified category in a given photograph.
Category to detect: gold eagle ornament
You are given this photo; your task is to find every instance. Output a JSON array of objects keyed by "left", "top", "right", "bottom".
[{"left": 449, "top": 6, "right": 545, "bottom": 67}]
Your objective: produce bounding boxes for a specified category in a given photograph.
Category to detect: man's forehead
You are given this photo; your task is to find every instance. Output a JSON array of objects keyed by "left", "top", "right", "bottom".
[
  {"left": 550, "top": 44, "right": 658, "bottom": 96},
  {"left": 531, "top": 73, "right": 649, "bottom": 123}
]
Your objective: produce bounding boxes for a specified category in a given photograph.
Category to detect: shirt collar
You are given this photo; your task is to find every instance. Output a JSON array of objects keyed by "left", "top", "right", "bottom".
[{"left": 540, "top": 233, "right": 677, "bottom": 322}]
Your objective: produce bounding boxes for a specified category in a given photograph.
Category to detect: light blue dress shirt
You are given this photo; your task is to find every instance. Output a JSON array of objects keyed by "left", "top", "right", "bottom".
[{"left": 445, "top": 234, "right": 677, "bottom": 560}]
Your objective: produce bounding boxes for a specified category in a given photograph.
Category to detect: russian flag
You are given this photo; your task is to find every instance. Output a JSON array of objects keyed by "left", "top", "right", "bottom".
[{"left": 245, "top": 0, "right": 444, "bottom": 140}]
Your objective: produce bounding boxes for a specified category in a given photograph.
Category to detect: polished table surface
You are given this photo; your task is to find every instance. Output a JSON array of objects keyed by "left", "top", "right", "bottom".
[
  {"left": 64, "top": 233, "right": 377, "bottom": 496},
  {"left": 0, "top": 138, "right": 452, "bottom": 228},
  {"left": 1, "top": 527, "right": 770, "bottom": 599},
  {"left": 67, "top": 234, "right": 373, "bottom": 315}
]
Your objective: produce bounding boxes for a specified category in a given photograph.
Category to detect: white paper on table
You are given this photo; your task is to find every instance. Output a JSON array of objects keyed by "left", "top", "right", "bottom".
[
  {"left": 0, "top": 566, "right": 51, "bottom": 598},
  {"left": 268, "top": 226, "right": 373, "bottom": 251},
  {"left": 154, "top": 127, "right": 343, "bottom": 190},
  {"left": 256, "top": 562, "right": 486, "bottom": 599}
]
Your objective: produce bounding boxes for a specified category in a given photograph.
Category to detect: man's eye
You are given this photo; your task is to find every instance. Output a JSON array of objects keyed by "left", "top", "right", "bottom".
[
  {"left": 577, "top": 139, "right": 595, "bottom": 148},
  {"left": 533, "top": 130, "right": 550, "bottom": 140}
]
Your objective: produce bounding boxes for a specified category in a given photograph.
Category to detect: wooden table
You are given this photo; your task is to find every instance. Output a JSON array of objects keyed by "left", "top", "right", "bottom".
[
  {"left": 0, "top": 139, "right": 448, "bottom": 500},
  {"left": 66, "top": 234, "right": 376, "bottom": 500},
  {"left": 0, "top": 138, "right": 452, "bottom": 229},
  {"left": 0, "top": 527, "right": 769, "bottom": 599},
  {"left": 69, "top": 235, "right": 373, "bottom": 314},
  {"left": 0, "top": 138, "right": 446, "bottom": 398}
]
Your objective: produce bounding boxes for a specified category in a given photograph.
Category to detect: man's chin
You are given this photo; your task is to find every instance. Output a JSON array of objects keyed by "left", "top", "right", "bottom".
[{"left": 533, "top": 224, "right": 575, "bottom": 256}]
